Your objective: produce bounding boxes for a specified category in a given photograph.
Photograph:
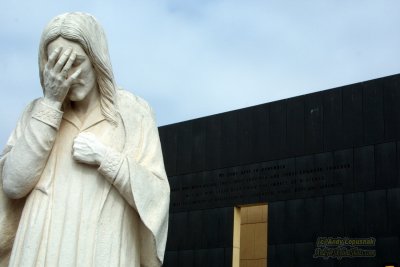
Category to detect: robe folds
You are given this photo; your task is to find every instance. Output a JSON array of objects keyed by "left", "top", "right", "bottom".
[{"left": 0, "top": 90, "right": 170, "bottom": 267}]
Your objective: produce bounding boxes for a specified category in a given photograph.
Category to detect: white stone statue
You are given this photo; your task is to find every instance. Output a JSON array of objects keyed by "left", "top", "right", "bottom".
[{"left": 0, "top": 12, "right": 170, "bottom": 267}]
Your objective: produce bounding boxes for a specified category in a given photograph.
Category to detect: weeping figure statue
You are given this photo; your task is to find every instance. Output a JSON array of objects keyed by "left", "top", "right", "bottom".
[{"left": 0, "top": 12, "right": 170, "bottom": 267}]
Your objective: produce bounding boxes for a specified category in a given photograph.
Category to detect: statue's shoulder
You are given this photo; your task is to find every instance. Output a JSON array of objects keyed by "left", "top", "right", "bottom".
[{"left": 116, "top": 89, "right": 154, "bottom": 119}]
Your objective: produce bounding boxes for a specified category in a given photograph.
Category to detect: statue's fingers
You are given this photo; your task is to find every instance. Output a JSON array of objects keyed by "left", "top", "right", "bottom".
[
  {"left": 73, "top": 137, "right": 86, "bottom": 148},
  {"left": 72, "top": 148, "right": 79, "bottom": 160},
  {"left": 76, "top": 79, "right": 85, "bottom": 85},
  {"left": 74, "top": 137, "right": 87, "bottom": 146},
  {"left": 72, "top": 142, "right": 78, "bottom": 151},
  {"left": 74, "top": 138, "right": 86, "bottom": 146},
  {"left": 54, "top": 48, "right": 72, "bottom": 73},
  {"left": 72, "top": 151, "right": 81, "bottom": 161},
  {"left": 47, "top": 47, "right": 62, "bottom": 68},
  {"left": 61, "top": 51, "right": 77, "bottom": 77},
  {"left": 65, "top": 68, "right": 82, "bottom": 87},
  {"left": 66, "top": 68, "right": 82, "bottom": 86},
  {"left": 76, "top": 132, "right": 89, "bottom": 141},
  {"left": 75, "top": 137, "right": 93, "bottom": 148}
]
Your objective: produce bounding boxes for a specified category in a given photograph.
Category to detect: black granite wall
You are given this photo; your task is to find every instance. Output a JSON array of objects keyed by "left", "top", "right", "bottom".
[{"left": 159, "top": 74, "right": 400, "bottom": 266}]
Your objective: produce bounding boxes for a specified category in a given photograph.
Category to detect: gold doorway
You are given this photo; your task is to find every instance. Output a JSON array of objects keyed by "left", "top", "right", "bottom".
[{"left": 233, "top": 204, "right": 268, "bottom": 267}]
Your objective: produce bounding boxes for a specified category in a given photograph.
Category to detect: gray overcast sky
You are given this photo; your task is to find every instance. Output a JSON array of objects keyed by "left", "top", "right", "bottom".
[{"left": 1, "top": 0, "right": 400, "bottom": 148}]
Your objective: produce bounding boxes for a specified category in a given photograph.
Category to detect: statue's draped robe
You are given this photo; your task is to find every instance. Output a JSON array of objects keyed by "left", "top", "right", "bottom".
[{"left": 0, "top": 90, "right": 170, "bottom": 267}]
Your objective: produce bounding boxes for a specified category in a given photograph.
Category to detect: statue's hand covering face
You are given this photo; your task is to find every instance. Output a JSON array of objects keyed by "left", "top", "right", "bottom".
[
  {"left": 45, "top": 37, "right": 97, "bottom": 103},
  {"left": 0, "top": 12, "right": 170, "bottom": 267}
]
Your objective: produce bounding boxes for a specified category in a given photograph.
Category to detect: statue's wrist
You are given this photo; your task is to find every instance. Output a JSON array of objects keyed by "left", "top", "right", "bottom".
[
  {"left": 98, "top": 149, "right": 123, "bottom": 183},
  {"left": 95, "top": 147, "right": 107, "bottom": 166},
  {"left": 32, "top": 99, "right": 64, "bottom": 130},
  {"left": 43, "top": 97, "right": 62, "bottom": 110}
]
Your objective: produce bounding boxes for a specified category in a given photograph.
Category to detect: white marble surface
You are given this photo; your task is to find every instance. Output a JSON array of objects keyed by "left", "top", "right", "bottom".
[{"left": 0, "top": 12, "right": 169, "bottom": 267}]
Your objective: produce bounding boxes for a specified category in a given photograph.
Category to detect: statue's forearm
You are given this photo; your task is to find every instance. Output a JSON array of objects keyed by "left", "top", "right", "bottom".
[
  {"left": 97, "top": 150, "right": 137, "bottom": 208},
  {"left": 97, "top": 115, "right": 168, "bottom": 211},
  {"left": 98, "top": 150, "right": 165, "bottom": 212},
  {"left": 2, "top": 100, "right": 62, "bottom": 199}
]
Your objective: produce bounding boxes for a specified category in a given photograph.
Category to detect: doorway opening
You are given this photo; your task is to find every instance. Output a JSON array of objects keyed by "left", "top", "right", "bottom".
[{"left": 233, "top": 204, "right": 268, "bottom": 267}]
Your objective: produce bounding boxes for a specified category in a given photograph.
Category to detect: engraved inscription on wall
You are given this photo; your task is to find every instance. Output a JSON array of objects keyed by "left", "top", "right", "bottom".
[{"left": 170, "top": 151, "right": 352, "bottom": 211}]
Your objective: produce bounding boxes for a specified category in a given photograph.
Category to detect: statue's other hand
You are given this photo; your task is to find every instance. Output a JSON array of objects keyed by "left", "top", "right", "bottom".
[
  {"left": 43, "top": 47, "right": 82, "bottom": 109},
  {"left": 72, "top": 132, "right": 107, "bottom": 166}
]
